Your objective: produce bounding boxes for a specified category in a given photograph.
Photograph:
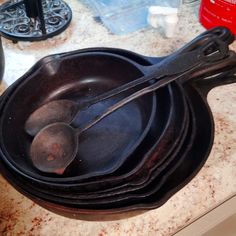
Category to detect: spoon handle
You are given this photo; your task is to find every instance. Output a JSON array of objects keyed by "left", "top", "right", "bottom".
[{"left": 78, "top": 63, "right": 202, "bottom": 133}]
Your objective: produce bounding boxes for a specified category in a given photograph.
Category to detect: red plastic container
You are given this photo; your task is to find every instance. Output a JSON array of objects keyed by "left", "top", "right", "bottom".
[{"left": 199, "top": 0, "right": 236, "bottom": 35}]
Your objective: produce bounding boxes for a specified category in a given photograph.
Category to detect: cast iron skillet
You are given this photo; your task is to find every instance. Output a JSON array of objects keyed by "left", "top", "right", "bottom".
[
  {"left": 4, "top": 37, "right": 227, "bottom": 202},
  {"left": 2, "top": 67, "right": 235, "bottom": 221},
  {"left": 0, "top": 27, "right": 235, "bottom": 221},
  {"left": 0, "top": 44, "right": 235, "bottom": 217},
  {"left": 9, "top": 39, "right": 236, "bottom": 194},
  {"left": 0, "top": 51, "right": 158, "bottom": 181}
]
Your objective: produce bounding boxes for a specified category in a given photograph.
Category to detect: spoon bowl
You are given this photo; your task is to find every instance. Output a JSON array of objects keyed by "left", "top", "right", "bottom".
[
  {"left": 25, "top": 100, "right": 78, "bottom": 136},
  {"left": 30, "top": 123, "right": 78, "bottom": 174}
]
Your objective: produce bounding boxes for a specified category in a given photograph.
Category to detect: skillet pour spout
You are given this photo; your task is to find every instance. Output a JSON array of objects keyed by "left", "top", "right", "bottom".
[{"left": 0, "top": 27, "right": 236, "bottom": 220}]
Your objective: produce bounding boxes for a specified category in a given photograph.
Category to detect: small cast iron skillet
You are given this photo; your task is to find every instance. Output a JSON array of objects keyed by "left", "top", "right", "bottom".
[{"left": 0, "top": 52, "right": 158, "bottom": 181}]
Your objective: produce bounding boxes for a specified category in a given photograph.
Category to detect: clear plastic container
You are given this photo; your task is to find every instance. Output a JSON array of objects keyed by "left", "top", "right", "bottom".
[
  {"left": 85, "top": 0, "right": 181, "bottom": 35},
  {"left": 86, "top": 0, "right": 150, "bottom": 35}
]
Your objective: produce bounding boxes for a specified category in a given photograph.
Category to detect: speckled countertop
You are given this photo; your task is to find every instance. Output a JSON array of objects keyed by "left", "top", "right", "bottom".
[{"left": 0, "top": 1, "right": 236, "bottom": 235}]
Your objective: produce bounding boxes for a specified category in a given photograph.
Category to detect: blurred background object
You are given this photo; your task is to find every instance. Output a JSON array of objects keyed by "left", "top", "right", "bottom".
[
  {"left": 84, "top": 0, "right": 181, "bottom": 35},
  {"left": 199, "top": 0, "right": 236, "bottom": 35},
  {"left": 0, "top": 0, "right": 72, "bottom": 42},
  {"left": 147, "top": 6, "right": 178, "bottom": 38}
]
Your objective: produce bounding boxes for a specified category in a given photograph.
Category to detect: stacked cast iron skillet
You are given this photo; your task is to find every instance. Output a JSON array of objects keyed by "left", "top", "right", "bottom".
[{"left": 0, "top": 27, "right": 236, "bottom": 220}]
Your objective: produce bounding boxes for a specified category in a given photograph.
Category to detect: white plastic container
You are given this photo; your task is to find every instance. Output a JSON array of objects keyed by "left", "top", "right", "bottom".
[{"left": 147, "top": 6, "right": 179, "bottom": 38}]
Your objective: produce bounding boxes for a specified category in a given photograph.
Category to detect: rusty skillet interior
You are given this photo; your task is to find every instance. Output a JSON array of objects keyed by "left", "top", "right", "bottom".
[{"left": 0, "top": 52, "right": 157, "bottom": 180}]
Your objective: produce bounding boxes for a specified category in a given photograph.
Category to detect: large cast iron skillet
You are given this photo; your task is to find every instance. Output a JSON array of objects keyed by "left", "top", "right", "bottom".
[
  {"left": 4, "top": 45, "right": 235, "bottom": 205},
  {"left": 1, "top": 67, "right": 235, "bottom": 221}
]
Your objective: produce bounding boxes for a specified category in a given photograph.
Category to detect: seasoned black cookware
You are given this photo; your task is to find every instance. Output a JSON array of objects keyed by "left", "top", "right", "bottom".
[
  {"left": 0, "top": 81, "right": 188, "bottom": 200},
  {"left": 0, "top": 27, "right": 235, "bottom": 220}
]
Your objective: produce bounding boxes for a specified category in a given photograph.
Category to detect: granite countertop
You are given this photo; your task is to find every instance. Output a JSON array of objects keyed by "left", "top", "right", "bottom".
[{"left": 0, "top": 1, "right": 236, "bottom": 235}]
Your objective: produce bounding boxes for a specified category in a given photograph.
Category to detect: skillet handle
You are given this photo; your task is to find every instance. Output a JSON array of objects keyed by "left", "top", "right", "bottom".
[
  {"left": 193, "top": 66, "right": 236, "bottom": 97},
  {"left": 145, "top": 26, "right": 234, "bottom": 66}
]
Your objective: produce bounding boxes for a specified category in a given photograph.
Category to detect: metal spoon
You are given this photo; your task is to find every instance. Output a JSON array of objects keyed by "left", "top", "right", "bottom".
[
  {"left": 25, "top": 35, "right": 223, "bottom": 136},
  {"left": 29, "top": 64, "right": 202, "bottom": 175}
]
